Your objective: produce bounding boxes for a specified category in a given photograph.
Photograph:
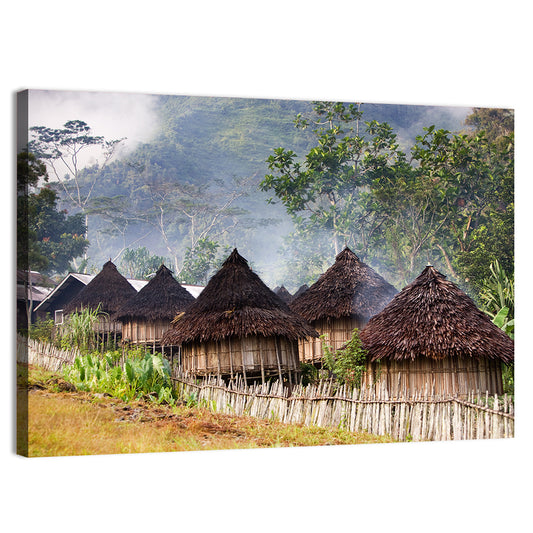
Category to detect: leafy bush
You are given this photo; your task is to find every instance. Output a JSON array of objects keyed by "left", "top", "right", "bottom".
[
  {"left": 321, "top": 329, "right": 368, "bottom": 389},
  {"left": 502, "top": 363, "right": 514, "bottom": 396},
  {"left": 480, "top": 260, "right": 514, "bottom": 323},
  {"left": 299, "top": 362, "right": 319, "bottom": 386},
  {"left": 63, "top": 348, "right": 177, "bottom": 405},
  {"left": 28, "top": 317, "right": 55, "bottom": 343}
]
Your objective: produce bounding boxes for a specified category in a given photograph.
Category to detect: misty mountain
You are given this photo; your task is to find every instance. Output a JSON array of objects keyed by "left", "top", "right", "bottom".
[{"left": 66, "top": 95, "right": 470, "bottom": 285}]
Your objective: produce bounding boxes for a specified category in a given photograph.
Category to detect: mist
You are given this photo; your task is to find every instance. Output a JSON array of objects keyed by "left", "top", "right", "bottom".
[
  {"left": 28, "top": 89, "right": 160, "bottom": 164},
  {"left": 24, "top": 91, "right": 475, "bottom": 291}
]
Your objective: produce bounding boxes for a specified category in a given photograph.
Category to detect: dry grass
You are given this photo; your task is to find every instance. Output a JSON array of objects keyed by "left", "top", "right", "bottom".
[{"left": 22, "top": 366, "right": 393, "bottom": 457}]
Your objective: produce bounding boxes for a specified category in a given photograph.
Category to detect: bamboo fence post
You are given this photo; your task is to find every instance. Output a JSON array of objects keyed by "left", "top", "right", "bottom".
[
  {"left": 228, "top": 338, "right": 234, "bottom": 381},
  {"left": 217, "top": 340, "right": 221, "bottom": 381},
  {"left": 274, "top": 336, "right": 283, "bottom": 385},
  {"left": 259, "top": 341, "right": 265, "bottom": 385},
  {"left": 240, "top": 340, "right": 248, "bottom": 386}
]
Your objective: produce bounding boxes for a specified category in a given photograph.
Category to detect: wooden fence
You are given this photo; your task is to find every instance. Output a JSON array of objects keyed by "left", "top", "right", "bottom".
[
  {"left": 17, "top": 336, "right": 514, "bottom": 442},
  {"left": 17, "top": 334, "right": 80, "bottom": 372},
  {"left": 171, "top": 373, "right": 514, "bottom": 442}
]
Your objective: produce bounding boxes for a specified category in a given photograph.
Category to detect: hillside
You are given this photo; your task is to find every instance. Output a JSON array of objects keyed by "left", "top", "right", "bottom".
[{"left": 57, "top": 95, "right": 471, "bottom": 286}]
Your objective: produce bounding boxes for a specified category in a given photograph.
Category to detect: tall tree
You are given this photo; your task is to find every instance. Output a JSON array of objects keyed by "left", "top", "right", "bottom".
[
  {"left": 119, "top": 247, "right": 169, "bottom": 280},
  {"left": 260, "top": 101, "right": 406, "bottom": 281},
  {"left": 18, "top": 151, "right": 89, "bottom": 325},
  {"left": 28, "top": 120, "right": 125, "bottom": 261},
  {"left": 130, "top": 161, "right": 255, "bottom": 274}
]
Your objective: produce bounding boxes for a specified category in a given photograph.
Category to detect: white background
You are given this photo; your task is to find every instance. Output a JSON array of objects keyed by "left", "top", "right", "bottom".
[{"left": 3, "top": 2, "right": 531, "bottom": 531}]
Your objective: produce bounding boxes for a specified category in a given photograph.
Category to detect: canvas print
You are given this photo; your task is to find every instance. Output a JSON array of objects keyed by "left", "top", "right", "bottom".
[{"left": 16, "top": 90, "right": 514, "bottom": 457}]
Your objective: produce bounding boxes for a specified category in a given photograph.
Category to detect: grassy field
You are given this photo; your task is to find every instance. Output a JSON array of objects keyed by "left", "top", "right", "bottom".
[{"left": 19, "top": 365, "right": 393, "bottom": 457}]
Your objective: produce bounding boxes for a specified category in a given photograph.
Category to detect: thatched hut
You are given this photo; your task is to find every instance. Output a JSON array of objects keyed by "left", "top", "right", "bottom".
[
  {"left": 290, "top": 247, "right": 397, "bottom": 364},
  {"left": 63, "top": 261, "right": 137, "bottom": 341},
  {"left": 161, "top": 249, "right": 318, "bottom": 384},
  {"left": 115, "top": 264, "right": 196, "bottom": 349},
  {"left": 359, "top": 265, "right": 514, "bottom": 397}
]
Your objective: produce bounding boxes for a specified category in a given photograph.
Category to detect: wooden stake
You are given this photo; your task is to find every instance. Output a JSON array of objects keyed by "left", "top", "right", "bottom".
[
  {"left": 259, "top": 339, "right": 265, "bottom": 385},
  {"left": 241, "top": 338, "right": 248, "bottom": 387},
  {"left": 275, "top": 336, "right": 283, "bottom": 384},
  {"left": 228, "top": 337, "right": 234, "bottom": 380}
]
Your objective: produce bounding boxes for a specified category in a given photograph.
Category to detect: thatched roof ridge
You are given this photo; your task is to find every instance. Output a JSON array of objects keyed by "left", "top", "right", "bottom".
[
  {"left": 290, "top": 247, "right": 397, "bottom": 322},
  {"left": 293, "top": 284, "right": 309, "bottom": 299},
  {"left": 274, "top": 285, "right": 293, "bottom": 304},
  {"left": 115, "top": 264, "right": 195, "bottom": 321},
  {"left": 63, "top": 261, "right": 137, "bottom": 315},
  {"left": 360, "top": 266, "right": 514, "bottom": 363},
  {"left": 161, "top": 249, "right": 318, "bottom": 344}
]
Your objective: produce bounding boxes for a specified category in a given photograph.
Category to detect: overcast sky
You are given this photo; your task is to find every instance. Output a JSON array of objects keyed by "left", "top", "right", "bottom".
[{"left": 28, "top": 89, "right": 161, "bottom": 160}]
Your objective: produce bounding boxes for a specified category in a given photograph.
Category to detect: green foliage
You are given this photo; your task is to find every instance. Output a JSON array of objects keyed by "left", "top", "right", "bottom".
[
  {"left": 261, "top": 103, "right": 513, "bottom": 292},
  {"left": 479, "top": 260, "right": 514, "bottom": 339},
  {"left": 28, "top": 317, "right": 55, "bottom": 343},
  {"left": 261, "top": 101, "right": 403, "bottom": 259},
  {"left": 17, "top": 151, "right": 88, "bottom": 275},
  {"left": 502, "top": 363, "right": 514, "bottom": 396},
  {"left": 63, "top": 348, "right": 177, "bottom": 405},
  {"left": 480, "top": 260, "right": 514, "bottom": 319},
  {"left": 185, "top": 392, "right": 199, "bottom": 408},
  {"left": 321, "top": 329, "right": 368, "bottom": 389},
  {"left": 119, "top": 247, "right": 169, "bottom": 279},
  {"left": 180, "top": 238, "right": 226, "bottom": 285},
  {"left": 299, "top": 362, "right": 319, "bottom": 386},
  {"left": 58, "top": 305, "right": 105, "bottom": 352}
]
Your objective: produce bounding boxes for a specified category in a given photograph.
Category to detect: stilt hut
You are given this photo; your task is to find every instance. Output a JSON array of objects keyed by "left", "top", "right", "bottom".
[
  {"left": 359, "top": 265, "right": 514, "bottom": 397},
  {"left": 62, "top": 261, "right": 137, "bottom": 345},
  {"left": 161, "top": 249, "right": 318, "bottom": 384},
  {"left": 115, "top": 264, "right": 196, "bottom": 351},
  {"left": 290, "top": 247, "right": 397, "bottom": 364}
]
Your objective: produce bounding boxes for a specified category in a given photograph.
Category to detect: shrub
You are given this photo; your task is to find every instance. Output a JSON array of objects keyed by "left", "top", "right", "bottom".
[
  {"left": 321, "top": 329, "right": 368, "bottom": 389},
  {"left": 63, "top": 348, "right": 177, "bottom": 405},
  {"left": 28, "top": 317, "right": 55, "bottom": 343}
]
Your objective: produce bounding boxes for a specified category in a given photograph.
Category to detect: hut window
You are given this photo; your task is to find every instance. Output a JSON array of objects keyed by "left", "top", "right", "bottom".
[{"left": 54, "top": 309, "right": 64, "bottom": 325}]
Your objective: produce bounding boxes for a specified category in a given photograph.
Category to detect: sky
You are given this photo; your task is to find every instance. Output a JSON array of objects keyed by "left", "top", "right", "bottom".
[{"left": 27, "top": 89, "right": 161, "bottom": 165}]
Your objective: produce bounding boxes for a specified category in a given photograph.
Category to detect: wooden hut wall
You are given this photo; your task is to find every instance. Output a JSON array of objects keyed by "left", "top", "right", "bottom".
[
  {"left": 181, "top": 335, "right": 300, "bottom": 378},
  {"left": 121, "top": 319, "right": 172, "bottom": 345},
  {"left": 361, "top": 357, "right": 504, "bottom": 398},
  {"left": 298, "top": 317, "right": 365, "bottom": 364}
]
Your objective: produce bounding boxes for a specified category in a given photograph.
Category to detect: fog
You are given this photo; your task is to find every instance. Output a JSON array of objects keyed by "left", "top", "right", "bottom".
[
  {"left": 25, "top": 90, "right": 473, "bottom": 289},
  {"left": 28, "top": 89, "right": 160, "bottom": 165}
]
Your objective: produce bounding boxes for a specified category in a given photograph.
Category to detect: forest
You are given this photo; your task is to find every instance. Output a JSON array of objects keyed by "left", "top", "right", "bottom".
[{"left": 20, "top": 95, "right": 514, "bottom": 306}]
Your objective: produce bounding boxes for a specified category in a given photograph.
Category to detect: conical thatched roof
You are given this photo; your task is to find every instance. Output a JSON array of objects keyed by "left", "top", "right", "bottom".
[
  {"left": 290, "top": 247, "right": 397, "bottom": 323},
  {"left": 360, "top": 266, "right": 514, "bottom": 363},
  {"left": 63, "top": 261, "right": 137, "bottom": 315},
  {"left": 114, "top": 264, "right": 195, "bottom": 322},
  {"left": 274, "top": 285, "right": 293, "bottom": 304},
  {"left": 161, "top": 249, "right": 318, "bottom": 344},
  {"left": 293, "top": 284, "right": 309, "bottom": 299}
]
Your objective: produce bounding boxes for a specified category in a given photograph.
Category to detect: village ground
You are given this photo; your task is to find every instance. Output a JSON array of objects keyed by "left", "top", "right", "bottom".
[{"left": 19, "top": 365, "right": 393, "bottom": 457}]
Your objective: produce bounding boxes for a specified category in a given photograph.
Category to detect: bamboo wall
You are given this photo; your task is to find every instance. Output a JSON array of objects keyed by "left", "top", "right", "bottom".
[
  {"left": 363, "top": 356, "right": 504, "bottom": 398},
  {"left": 121, "top": 319, "right": 170, "bottom": 345},
  {"left": 298, "top": 316, "right": 365, "bottom": 364},
  {"left": 180, "top": 335, "right": 300, "bottom": 381}
]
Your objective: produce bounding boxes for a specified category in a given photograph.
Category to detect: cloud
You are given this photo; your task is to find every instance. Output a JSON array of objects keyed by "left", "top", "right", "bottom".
[{"left": 28, "top": 89, "right": 160, "bottom": 153}]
